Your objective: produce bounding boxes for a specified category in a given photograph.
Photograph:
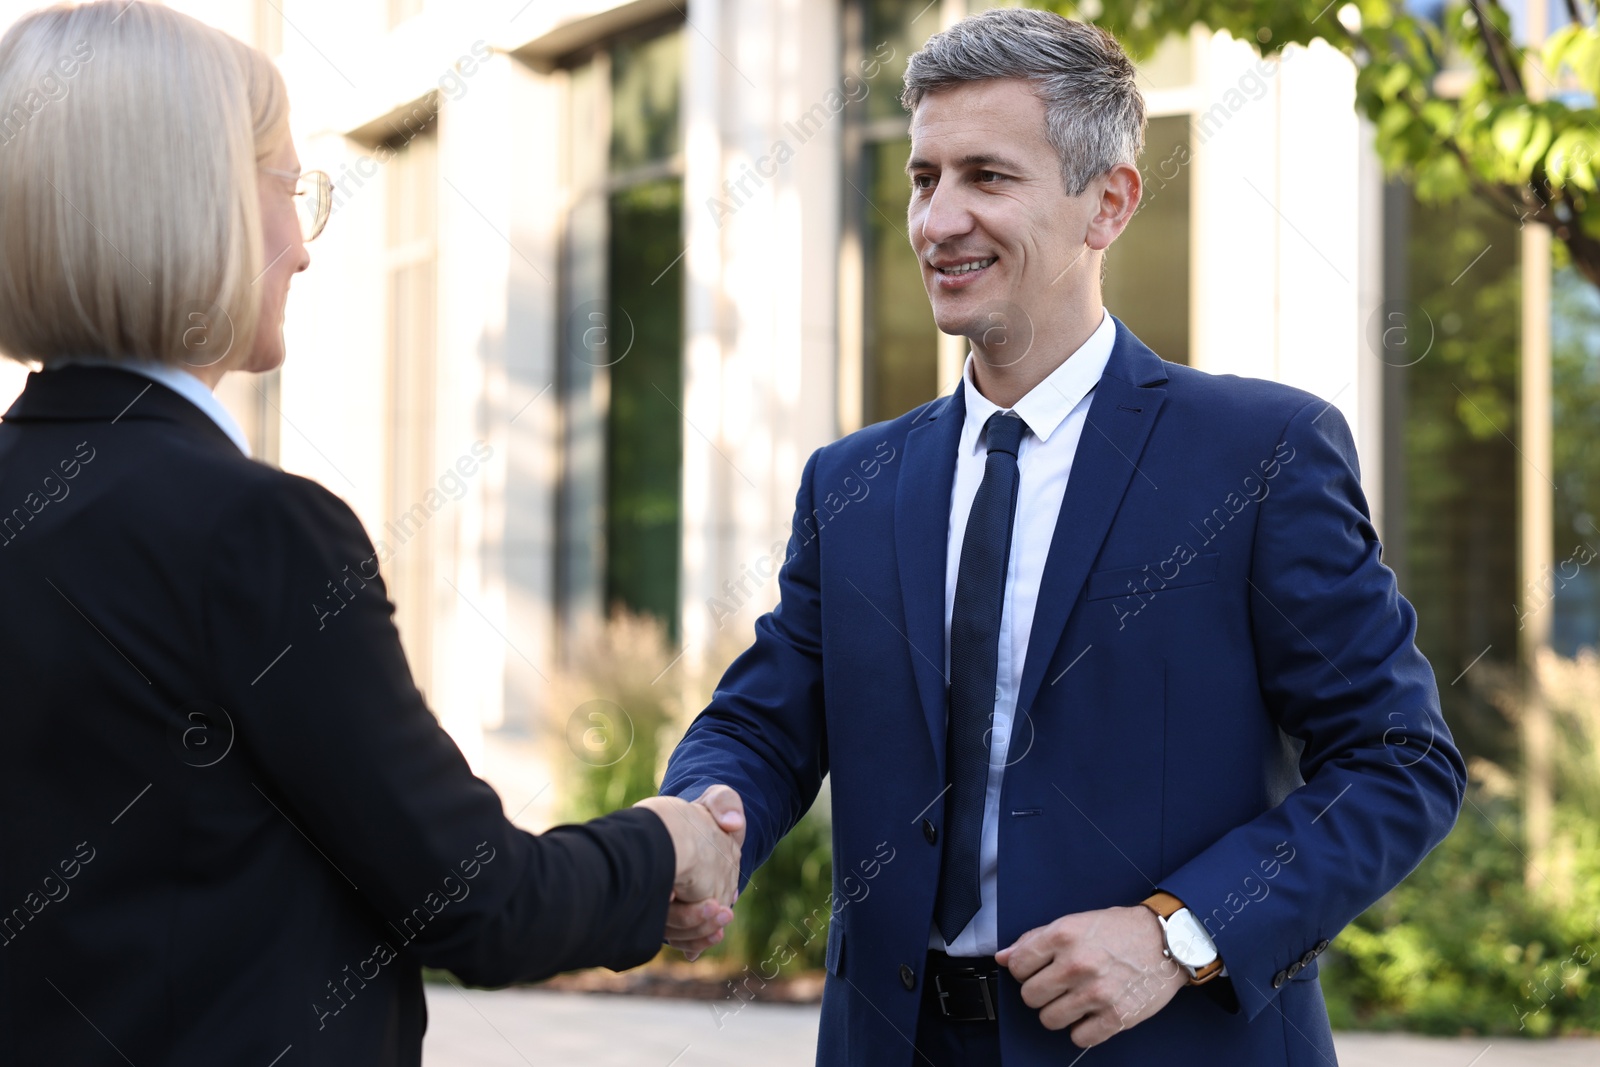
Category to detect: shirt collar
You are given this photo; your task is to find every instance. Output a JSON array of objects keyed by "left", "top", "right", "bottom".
[
  {"left": 52, "top": 357, "right": 253, "bottom": 457},
  {"left": 960, "top": 306, "right": 1115, "bottom": 444}
]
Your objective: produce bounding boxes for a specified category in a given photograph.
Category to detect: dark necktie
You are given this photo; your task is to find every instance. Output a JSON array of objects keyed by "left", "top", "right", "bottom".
[{"left": 935, "top": 411, "right": 1027, "bottom": 945}]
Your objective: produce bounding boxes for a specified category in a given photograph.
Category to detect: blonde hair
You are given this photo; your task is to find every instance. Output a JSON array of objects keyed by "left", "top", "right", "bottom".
[{"left": 0, "top": 0, "right": 290, "bottom": 368}]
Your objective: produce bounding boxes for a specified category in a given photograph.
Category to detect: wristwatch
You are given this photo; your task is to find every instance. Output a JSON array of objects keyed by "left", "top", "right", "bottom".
[{"left": 1140, "top": 891, "right": 1223, "bottom": 985}]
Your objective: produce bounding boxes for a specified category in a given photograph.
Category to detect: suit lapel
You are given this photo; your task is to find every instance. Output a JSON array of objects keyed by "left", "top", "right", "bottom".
[
  {"left": 894, "top": 389, "right": 965, "bottom": 777},
  {"left": 1014, "top": 323, "right": 1169, "bottom": 719}
]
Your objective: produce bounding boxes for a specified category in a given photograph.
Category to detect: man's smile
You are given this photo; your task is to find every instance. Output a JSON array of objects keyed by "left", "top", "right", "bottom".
[{"left": 931, "top": 254, "right": 999, "bottom": 289}]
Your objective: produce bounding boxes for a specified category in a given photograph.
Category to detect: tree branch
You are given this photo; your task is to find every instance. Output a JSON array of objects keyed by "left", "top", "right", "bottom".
[
  {"left": 1323, "top": 16, "right": 1528, "bottom": 225},
  {"left": 1471, "top": 0, "right": 1528, "bottom": 96},
  {"left": 1564, "top": 229, "right": 1600, "bottom": 288},
  {"left": 1114, "top": 0, "right": 1600, "bottom": 290},
  {"left": 1539, "top": 180, "right": 1600, "bottom": 287}
]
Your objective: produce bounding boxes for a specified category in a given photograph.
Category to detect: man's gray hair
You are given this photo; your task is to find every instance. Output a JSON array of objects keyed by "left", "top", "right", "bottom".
[{"left": 900, "top": 8, "right": 1146, "bottom": 197}]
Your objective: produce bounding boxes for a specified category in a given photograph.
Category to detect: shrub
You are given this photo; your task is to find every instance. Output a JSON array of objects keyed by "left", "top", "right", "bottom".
[
  {"left": 1321, "top": 789, "right": 1600, "bottom": 1035},
  {"left": 554, "top": 611, "right": 834, "bottom": 976},
  {"left": 1322, "top": 648, "right": 1600, "bottom": 1035}
]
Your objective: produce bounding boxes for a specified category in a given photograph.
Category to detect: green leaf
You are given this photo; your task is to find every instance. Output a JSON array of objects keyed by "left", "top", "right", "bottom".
[
  {"left": 1027, "top": 0, "right": 1600, "bottom": 296},
  {"left": 1492, "top": 109, "right": 1534, "bottom": 163},
  {"left": 1545, "top": 24, "right": 1600, "bottom": 97},
  {"left": 1415, "top": 151, "right": 1470, "bottom": 201},
  {"left": 1548, "top": 129, "right": 1599, "bottom": 193},
  {"left": 1543, "top": 24, "right": 1586, "bottom": 77},
  {"left": 1378, "top": 61, "right": 1415, "bottom": 101},
  {"left": 1517, "top": 114, "right": 1554, "bottom": 183}
]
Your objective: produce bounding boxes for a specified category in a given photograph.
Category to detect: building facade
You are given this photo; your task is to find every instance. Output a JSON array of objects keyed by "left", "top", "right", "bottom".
[{"left": 1, "top": 0, "right": 1592, "bottom": 825}]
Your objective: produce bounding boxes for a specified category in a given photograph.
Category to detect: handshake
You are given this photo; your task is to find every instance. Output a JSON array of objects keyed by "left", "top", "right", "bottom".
[{"left": 633, "top": 785, "right": 745, "bottom": 959}]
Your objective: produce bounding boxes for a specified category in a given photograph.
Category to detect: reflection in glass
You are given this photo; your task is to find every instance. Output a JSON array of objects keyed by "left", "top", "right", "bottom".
[
  {"left": 605, "top": 179, "right": 684, "bottom": 634},
  {"left": 861, "top": 0, "right": 939, "bottom": 122},
  {"left": 561, "top": 23, "right": 686, "bottom": 642},
  {"left": 611, "top": 29, "right": 683, "bottom": 172},
  {"left": 1106, "top": 114, "right": 1191, "bottom": 364},
  {"left": 1385, "top": 187, "right": 1520, "bottom": 760},
  {"left": 864, "top": 138, "right": 940, "bottom": 424},
  {"left": 1551, "top": 263, "right": 1600, "bottom": 654}
]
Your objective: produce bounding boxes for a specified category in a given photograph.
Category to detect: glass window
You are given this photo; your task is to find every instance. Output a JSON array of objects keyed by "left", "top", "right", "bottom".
[
  {"left": 861, "top": 0, "right": 938, "bottom": 123},
  {"left": 560, "top": 23, "right": 685, "bottom": 641},
  {"left": 852, "top": 0, "right": 946, "bottom": 427},
  {"left": 862, "top": 135, "right": 939, "bottom": 424},
  {"left": 1551, "top": 261, "right": 1600, "bottom": 654},
  {"left": 609, "top": 30, "right": 683, "bottom": 171},
  {"left": 1381, "top": 186, "right": 1521, "bottom": 759},
  {"left": 1105, "top": 113, "right": 1191, "bottom": 364},
  {"left": 605, "top": 177, "right": 683, "bottom": 627}
]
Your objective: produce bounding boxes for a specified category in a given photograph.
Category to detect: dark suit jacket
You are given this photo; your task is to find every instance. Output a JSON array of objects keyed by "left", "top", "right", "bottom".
[
  {"left": 0, "top": 365, "right": 674, "bottom": 1066},
  {"left": 663, "top": 319, "right": 1466, "bottom": 1066}
]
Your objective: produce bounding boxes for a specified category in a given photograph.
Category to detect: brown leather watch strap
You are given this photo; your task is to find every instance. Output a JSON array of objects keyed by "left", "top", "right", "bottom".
[
  {"left": 1140, "top": 890, "right": 1186, "bottom": 920},
  {"left": 1140, "top": 891, "right": 1224, "bottom": 986},
  {"left": 1184, "top": 955, "right": 1224, "bottom": 985}
]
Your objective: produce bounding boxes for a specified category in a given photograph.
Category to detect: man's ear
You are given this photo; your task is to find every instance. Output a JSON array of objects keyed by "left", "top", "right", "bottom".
[{"left": 1085, "top": 161, "right": 1142, "bottom": 252}]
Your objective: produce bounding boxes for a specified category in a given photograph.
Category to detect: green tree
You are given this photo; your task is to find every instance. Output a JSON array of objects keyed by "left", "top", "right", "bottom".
[{"left": 1039, "top": 1, "right": 1600, "bottom": 289}]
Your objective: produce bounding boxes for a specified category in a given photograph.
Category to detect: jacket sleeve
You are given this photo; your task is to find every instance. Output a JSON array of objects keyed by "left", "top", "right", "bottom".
[
  {"left": 1158, "top": 399, "right": 1466, "bottom": 1020},
  {"left": 200, "top": 474, "right": 675, "bottom": 987},
  {"left": 660, "top": 448, "right": 830, "bottom": 887}
]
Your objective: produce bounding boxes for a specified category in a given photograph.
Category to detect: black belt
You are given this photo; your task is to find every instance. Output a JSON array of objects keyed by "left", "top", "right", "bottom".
[{"left": 925, "top": 950, "right": 1000, "bottom": 1022}]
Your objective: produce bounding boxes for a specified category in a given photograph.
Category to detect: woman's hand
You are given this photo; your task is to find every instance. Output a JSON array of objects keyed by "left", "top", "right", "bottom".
[{"left": 634, "top": 786, "right": 746, "bottom": 959}]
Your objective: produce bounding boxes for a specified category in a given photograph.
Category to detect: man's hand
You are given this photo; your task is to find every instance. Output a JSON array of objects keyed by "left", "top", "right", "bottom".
[
  {"left": 994, "top": 905, "right": 1185, "bottom": 1048},
  {"left": 665, "top": 786, "right": 745, "bottom": 959},
  {"left": 634, "top": 785, "right": 745, "bottom": 960}
]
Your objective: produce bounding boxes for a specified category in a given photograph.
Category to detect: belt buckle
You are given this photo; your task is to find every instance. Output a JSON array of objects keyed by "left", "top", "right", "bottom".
[{"left": 934, "top": 966, "right": 997, "bottom": 1022}]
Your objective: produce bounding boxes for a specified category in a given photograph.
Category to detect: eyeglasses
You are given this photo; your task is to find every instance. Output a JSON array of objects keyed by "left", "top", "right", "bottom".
[{"left": 261, "top": 166, "right": 333, "bottom": 242}]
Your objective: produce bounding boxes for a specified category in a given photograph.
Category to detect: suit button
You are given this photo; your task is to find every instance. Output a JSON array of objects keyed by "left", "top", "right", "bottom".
[
  {"left": 1271, "top": 971, "right": 1287, "bottom": 989},
  {"left": 1300, "top": 950, "right": 1317, "bottom": 967},
  {"left": 1315, "top": 939, "right": 1330, "bottom": 953},
  {"left": 900, "top": 964, "right": 916, "bottom": 991},
  {"left": 1286, "top": 961, "right": 1302, "bottom": 979},
  {"left": 922, "top": 819, "right": 937, "bottom": 845}
]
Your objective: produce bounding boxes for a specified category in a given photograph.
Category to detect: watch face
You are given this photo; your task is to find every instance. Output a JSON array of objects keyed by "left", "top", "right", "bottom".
[{"left": 1165, "top": 910, "right": 1219, "bottom": 969}]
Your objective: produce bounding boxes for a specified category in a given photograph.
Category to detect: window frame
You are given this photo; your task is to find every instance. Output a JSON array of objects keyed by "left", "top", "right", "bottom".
[{"left": 554, "top": 16, "right": 688, "bottom": 650}]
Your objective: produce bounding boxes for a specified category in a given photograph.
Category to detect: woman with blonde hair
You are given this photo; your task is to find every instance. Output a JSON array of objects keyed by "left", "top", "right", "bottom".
[{"left": 0, "top": 4, "right": 739, "bottom": 1063}]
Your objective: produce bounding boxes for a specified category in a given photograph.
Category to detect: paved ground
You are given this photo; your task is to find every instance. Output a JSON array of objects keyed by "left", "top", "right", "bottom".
[
  {"left": 422, "top": 986, "right": 1600, "bottom": 1066},
  {"left": 1335, "top": 1033, "right": 1600, "bottom": 1066}
]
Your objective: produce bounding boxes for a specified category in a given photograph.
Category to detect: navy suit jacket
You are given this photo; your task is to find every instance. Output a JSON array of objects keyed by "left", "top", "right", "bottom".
[{"left": 663, "top": 320, "right": 1465, "bottom": 1066}]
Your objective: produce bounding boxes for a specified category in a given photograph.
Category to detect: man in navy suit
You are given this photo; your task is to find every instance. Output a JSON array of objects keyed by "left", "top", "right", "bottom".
[{"left": 661, "top": 9, "right": 1464, "bottom": 1065}]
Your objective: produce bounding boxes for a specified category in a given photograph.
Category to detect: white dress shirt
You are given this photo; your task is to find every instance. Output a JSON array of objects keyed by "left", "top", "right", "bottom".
[
  {"left": 54, "top": 357, "right": 253, "bottom": 457},
  {"left": 932, "top": 307, "right": 1116, "bottom": 957}
]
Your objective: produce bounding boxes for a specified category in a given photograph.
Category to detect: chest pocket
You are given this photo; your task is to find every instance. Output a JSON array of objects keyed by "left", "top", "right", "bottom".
[{"left": 1084, "top": 551, "right": 1220, "bottom": 602}]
